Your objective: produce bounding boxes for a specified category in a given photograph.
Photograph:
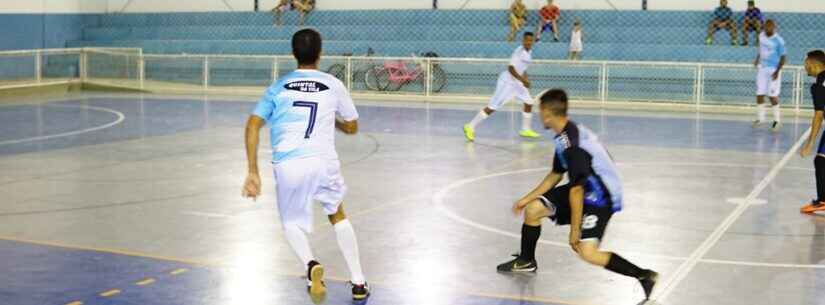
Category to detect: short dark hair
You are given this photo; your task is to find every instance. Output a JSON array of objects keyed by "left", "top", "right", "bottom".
[
  {"left": 523, "top": 32, "right": 534, "bottom": 37},
  {"left": 808, "top": 50, "right": 825, "bottom": 64},
  {"left": 292, "top": 29, "right": 322, "bottom": 65},
  {"left": 539, "top": 89, "right": 568, "bottom": 116}
]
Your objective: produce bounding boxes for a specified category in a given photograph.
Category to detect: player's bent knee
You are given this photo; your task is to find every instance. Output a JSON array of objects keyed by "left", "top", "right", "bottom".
[{"left": 524, "top": 200, "right": 549, "bottom": 223}]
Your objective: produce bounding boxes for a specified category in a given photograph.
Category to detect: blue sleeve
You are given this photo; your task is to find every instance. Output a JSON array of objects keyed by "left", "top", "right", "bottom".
[
  {"left": 252, "top": 94, "right": 275, "bottom": 121},
  {"left": 778, "top": 38, "right": 787, "bottom": 55}
]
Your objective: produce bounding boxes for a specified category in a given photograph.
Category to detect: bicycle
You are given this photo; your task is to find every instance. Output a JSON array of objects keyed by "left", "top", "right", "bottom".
[
  {"left": 325, "top": 48, "right": 381, "bottom": 91},
  {"left": 364, "top": 52, "right": 448, "bottom": 93}
]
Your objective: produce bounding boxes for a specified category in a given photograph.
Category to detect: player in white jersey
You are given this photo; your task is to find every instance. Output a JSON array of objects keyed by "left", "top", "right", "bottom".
[
  {"left": 464, "top": 32, "right": 539, "bottom": 142},
  {"left": 242, "top": 29, "right": 369, "bottom": 301},
  {"left": 752, "top": 19, "right": 786, "bottom": 132}
]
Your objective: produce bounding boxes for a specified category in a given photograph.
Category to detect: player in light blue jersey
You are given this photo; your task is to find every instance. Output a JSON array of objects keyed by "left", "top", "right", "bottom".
[
  {"left": 498, "top": 89, "right": 658, "bottom": 303},
  {"left": 242, "top": 29, "right": 369, "bottom": 301},
  {"left": 753, "top": 19, "right": 786, "bottom": 131}
]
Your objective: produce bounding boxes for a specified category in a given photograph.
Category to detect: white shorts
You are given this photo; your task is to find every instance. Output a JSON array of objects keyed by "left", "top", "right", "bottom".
[
  {"left": 274, "top": 157, "right": 346, "bottom": 232},
  {"left": 756, "top": 66, "right": 782, "bottom": 97},
  {"left": 569, "top": 42, "right": 583, "bottom": 52},
  {"left": 488, "top": 72, "right": 533, "bottom": 110}
]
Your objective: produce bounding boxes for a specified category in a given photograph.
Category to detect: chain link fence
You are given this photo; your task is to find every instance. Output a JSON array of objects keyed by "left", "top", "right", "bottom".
[{"left": 69, "top": 9, "right": 825, "bottom": 66}]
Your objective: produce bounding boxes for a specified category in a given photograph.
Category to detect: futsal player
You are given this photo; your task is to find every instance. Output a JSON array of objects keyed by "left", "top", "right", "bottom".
[
  {"left": 799, "top": 50, "right": 825, "bottom": 214},
  {"left": 752, "top": 19, "right": 786, "bottom": 132},
  {"left": 497, "top": 89, "right": 658, "bottom": 302},
  {"left": 464, "top": 32, "right": 539, "bottom": 142},
  {"left": 242, "top": 29, "right": 369, "bottom": 300}
]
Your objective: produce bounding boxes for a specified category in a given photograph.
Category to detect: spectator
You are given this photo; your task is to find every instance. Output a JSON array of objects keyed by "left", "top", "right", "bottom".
[
  {"left": 705, "top": 0, "right": 738, "bottom": 46},
  {"left": 272, "top": 0, "right": 315, "bottom": 26},
  {"left": 536, "top": 0, "right": 560, "bottom": 42},
  {"left": 740, "top": 0, "right": 764, "bottom": 46},
  {"left": 568, "top": 19, "right": 583, "bottom": 60},
  {"left": 507, "top": 0, "right": 527, "bottom": 42}
]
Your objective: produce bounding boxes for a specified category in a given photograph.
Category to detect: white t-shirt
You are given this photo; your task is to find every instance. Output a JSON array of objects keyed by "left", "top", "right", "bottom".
[
  {"left": 252, "top": 69, "right": 359, "bottom": 164},
  {"left": 505, "top": 46, "right": 532, "bottom": 83}
]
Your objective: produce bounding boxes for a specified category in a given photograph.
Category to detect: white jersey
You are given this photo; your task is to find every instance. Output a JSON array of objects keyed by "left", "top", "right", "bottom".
[
  {"left": 252, "top": 69, "right": 358, "bottom": 164},
  {"left": 569, "top": 29, "right": 583, "bottom": 52},
  {"left": 504, "top": 45, "right": 532, "bottom": 84}
]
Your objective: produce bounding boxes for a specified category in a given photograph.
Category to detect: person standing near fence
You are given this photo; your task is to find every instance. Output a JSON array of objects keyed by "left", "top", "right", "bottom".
[
  {"left": 465, "top": 32, "right": 539, "bottom": 141},
  {"left": 798, "top": 50, "right": 825, "bottom": 214},
  {"left": 752, "top": 19, "right": 786, "bottom": 131},
  {"left": 568, "top": 20, "right": 583, "bottom": 60}
]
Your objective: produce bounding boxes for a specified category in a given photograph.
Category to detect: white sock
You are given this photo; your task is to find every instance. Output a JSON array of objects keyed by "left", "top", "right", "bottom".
[
  {"left": 334, "top": 219, "right": 366, "bottom": 284},
  {"left": 283, "top": 223, "right": 315, "bottom": 270},
  {"left": 468, "top": 110, "right": 489, "bottom": 129},
  {"left": 521, "top": 111, "right": 533, "bottom": 131},
  {"left": 772, "top": 104, "right": 781, "bottom": 123},
  {"left": 757, "top": 103, "right": 766, "bottom": 122}
]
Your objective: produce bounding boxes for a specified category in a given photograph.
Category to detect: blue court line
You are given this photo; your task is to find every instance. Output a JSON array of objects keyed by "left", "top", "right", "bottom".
[{"left": 0, "top": 237, "right": 573, "bottom": 305}]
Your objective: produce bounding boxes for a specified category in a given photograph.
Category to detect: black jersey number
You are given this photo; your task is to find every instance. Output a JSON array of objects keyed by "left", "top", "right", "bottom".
[{"left": 293, "top": 101, "right": 318, "bottom": 139}]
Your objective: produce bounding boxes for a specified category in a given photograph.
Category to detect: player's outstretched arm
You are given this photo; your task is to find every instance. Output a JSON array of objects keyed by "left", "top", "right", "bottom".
[
  {"left": 336, "top": 119, "right": 358, "bottom": 135},
  {"left": 243, "top": 115, "right": 266, "bottom": 201},
  {"left": 508, "top": 65, "right": 530, "bottom": 88},
  {"left": 568, "top": 185, "right": 585, "bottom": 253}
]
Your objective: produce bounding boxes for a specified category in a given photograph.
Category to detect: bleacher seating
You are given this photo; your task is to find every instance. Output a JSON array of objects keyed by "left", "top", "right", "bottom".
[{"left": 67, "top": 10, "right": 825, "bottom": 64}]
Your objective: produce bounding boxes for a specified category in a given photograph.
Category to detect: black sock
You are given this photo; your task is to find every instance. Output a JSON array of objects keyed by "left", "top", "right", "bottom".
[
  {"left": 519, "top": 224, "right": 541, "bottom": 261},
  {"left": 605, "top": 253, "right": 646, "bottom": 279},
  {"left": 816, "top": 156, "right": 825, "bottom": 202}
]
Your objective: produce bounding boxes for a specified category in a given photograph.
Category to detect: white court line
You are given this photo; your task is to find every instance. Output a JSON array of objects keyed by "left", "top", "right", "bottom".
[
  {"left": 0, "top": 104, "right": 125, "bottom": 146},
  {"left": 652, "top": 127, "right": 813, "bottom": 301},
  {"left": 433, "top": 160, "right": 825, "bottom": 271},
  {"left": 180, "top": 211, "right": 234, "bottom": 219}
]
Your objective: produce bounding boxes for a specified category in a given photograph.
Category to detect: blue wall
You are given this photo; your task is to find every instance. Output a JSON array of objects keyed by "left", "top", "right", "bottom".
[{"left": 0, "top": 14, "right": 99, "bottom": 51}]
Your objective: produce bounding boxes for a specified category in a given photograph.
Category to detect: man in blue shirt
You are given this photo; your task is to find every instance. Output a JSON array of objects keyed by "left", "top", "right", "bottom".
[
  {"left": 497, "top": 89, "right": 658, "bottom": 303},
  {"left": 706, "top": 0, "right": 738, "bottom": 46},
  {"left": 740, "top": 0, "right": 764, "bottom": 46},
  {"left": 752, "top": 19, "right": 786, "bottom": 131}
]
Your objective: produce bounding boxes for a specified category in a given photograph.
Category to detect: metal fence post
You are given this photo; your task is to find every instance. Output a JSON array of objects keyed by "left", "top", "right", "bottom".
[
  {"left": 694, "top": 64, "right": 702, "bottom": 108},
  {"left": 346, "top": 56, "right": 353, "bottom": 92},
  {"left": 80, "top": 49, "right": 88, "bottom": 81},
  {"left": 425, "top": 58, "right": 432, "bottom": 97},
  {"left": 272, "top": 56, "right": 278, "bottom": 83},
  {"left": 138, "top": 55, "right": 145, "bottom": 90},
  {"left": 600, "top": 62, "right": 608, "bottom": 105},
  {"left": 35, "top": 50, "right": 42, "bottom": 83},
  {"left": 795, "top": 67, "right": 802, "bottom": 114},
  {"left": 203, "top": 55, "right": 209, "bottom": 90}
]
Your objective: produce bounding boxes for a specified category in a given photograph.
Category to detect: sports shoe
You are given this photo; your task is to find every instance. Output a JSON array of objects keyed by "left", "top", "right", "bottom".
[
  {"left": 638, "top": 270, "right": 659, "bottom": 300},
  {"left": 463, "top": 124, "right": 475, "bottom": 142},
  {"left": 497, "top": 257, "right": 538, "bottom": 273},
  {"left": 771, "top": 121, "right": 781, "bottom": 132},
  {"left": 801, "top": 200, "right": 825, "bottom": 213},
  {"left": 519, "top": 129, "right": 540, "bottom": 139},
  {"left": 350, "top": 282, "right": 370, "bottom": 301},
  {"left": 751, "top": 120, "right": 762, "bottom": 128},
  {"left": 307, "top": 260, "right": 326, "bottom": 295},
  {"left": 705, "top": 37, "right": 713, "bottom": 45}
]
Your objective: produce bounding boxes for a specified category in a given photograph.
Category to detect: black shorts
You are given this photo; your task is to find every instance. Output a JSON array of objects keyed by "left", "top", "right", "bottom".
[{"left": 538, "top": 184, "right": 614, "bottom": 241}]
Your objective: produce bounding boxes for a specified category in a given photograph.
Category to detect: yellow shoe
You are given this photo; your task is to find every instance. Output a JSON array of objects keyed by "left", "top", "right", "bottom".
[
  {"left": 463, "top": 124, "right": 475, "bottom": 142},
  {"left": 519, "top": 129, "right": 540, "bottom": 138}
]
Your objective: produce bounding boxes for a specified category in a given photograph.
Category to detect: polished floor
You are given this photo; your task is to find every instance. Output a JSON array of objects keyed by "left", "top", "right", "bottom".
[{"left": 0, "top": 93, "right": 823, "bottom": 305}]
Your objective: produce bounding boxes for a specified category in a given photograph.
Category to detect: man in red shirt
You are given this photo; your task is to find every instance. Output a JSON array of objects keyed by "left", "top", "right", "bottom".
[{"left": 537, "top": 0, "right": 560, "bottom": 42}]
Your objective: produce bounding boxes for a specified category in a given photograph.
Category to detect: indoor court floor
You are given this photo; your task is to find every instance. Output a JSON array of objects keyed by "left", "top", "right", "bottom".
[{"left": 1, "top": 93, "right": 824, "bottom": 305}]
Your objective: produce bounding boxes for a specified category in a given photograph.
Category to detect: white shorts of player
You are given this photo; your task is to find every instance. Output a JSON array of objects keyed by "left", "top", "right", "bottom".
[
  {"left": 274, "top": 157, "right": 346, "bottom": 233},
  {"left": 756, "top": 66, "right": 782, "bottom": 97},
  {"left": 488, "top": 72, "right": 533, "bottom": 110}
]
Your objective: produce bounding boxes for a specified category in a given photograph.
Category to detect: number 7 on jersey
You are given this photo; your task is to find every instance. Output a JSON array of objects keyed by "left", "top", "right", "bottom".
[{"left": 293, "top": 101, "right": 318, "bottom": 139}]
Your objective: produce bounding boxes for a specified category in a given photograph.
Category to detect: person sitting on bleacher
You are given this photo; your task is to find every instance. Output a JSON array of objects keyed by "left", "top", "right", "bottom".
[
  {"left": 507, "top": 0, "right": 527, "bottom": 42},
  {"left": 740, "top": 0, "right": 764, "bottom": 46},
  {"left": 536, "top": 0, "right": 561, "bottom": 42},
  {"left": 272, "top": 0, "right": 315, "bottom": 26},
  {"left": 705, "top": 0, "right": 738, "bottom": 46}
]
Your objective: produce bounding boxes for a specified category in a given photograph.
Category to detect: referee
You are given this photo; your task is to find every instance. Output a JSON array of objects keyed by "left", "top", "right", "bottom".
[{"left": 799, "top": 50, "right": 825, "bottom": 213}]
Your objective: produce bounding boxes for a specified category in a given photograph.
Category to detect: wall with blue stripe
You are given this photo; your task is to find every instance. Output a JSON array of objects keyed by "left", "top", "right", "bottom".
[{"left": 0, "top": 14, "right": 98, "bottom": 51}]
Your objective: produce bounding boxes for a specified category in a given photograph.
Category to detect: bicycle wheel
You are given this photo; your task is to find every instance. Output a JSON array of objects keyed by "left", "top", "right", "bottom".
[
  {"left": 326, "top": 64, "right": 346, "bottom": 82},
  {"left": 431, "top": 65, "right": 448, "bottom": 93},
  {"left": 364, "top": 66, "right": 390, "bottom": 91}
]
